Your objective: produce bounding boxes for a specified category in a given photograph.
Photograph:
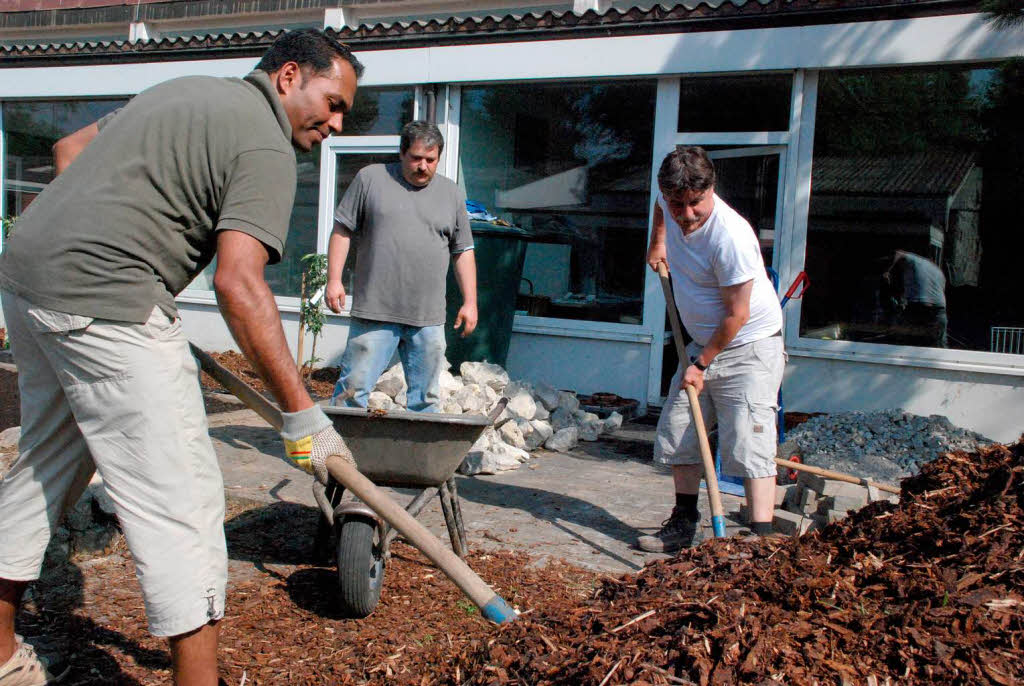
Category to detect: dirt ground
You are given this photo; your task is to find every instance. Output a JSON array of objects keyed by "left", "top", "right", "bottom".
[{"left": 4, "top": 351, "right": 1022, "bottom": 684}]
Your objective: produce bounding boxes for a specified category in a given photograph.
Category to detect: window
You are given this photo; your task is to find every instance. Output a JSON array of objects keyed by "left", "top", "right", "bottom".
[
  {"left": 3, "top": 99, "right": 126, "bottom": 217},
  {"left": 801, "top": 63, "right": 1024, "bottom": 355},
  {"left": 341, "top": 87, "right": 414, "bottom": 137},
  {"left": 458, "top": 81, "right": 657, "bottom": 324},
  {"left": 678, "top": 74, "right": 791, "bottom": 132}
]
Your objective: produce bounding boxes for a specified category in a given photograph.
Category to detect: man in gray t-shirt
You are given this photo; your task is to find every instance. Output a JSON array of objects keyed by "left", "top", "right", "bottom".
[
  {"left": 325, "top": 121, "right": 476, "bottom": 412},
  {"left": 0, "top": 30, "right": 362, "bottom": 684}
]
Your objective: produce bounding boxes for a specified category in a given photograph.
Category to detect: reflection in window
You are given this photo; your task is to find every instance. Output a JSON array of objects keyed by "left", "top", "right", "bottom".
[
  {"left": 678, "top": 74, "right": 792, "bottom": 132},
  {"left": 3, "top": 99, "right": 126, "bottom": 216},
  {"left": 339, "top": 87, "right": 414, "bottom": 136},
  {"left": 458, "top": 81, "right": 656, "bottom": 324},
  {"left": 802, "top": 63, "right": 1024, "bottom": 354}
]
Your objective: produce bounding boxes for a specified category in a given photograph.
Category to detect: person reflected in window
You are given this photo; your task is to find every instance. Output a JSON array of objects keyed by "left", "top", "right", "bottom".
[
  {"left": 882, "top": 249, "right": 948, "bottom": 348},
  {"left": 325, "top": 121, "right": 477, "bottom": 412}
]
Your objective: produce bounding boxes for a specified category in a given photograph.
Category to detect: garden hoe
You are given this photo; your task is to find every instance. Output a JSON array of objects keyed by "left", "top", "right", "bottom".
[
  {"left": 656, "top": 264, "right": 728, "bottom": 538},
  {"left": 190, "top": 343, "right": 518, "bottom": 625}
]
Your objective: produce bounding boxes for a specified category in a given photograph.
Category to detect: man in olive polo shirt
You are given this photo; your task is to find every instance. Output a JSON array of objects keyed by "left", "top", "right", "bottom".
[{"left": 0, "top": 30, "right": 361, "bottom": 686}]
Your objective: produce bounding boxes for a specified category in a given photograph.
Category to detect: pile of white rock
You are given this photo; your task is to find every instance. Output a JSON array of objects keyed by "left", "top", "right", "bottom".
[
  {"left": 366, "top": 360, "right": 623, "bottom": 475},
  {"left": 781, "top": 409, "right": 991, "bottom": 480}
]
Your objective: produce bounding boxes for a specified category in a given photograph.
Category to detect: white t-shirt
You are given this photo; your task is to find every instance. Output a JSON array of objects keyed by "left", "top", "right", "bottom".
[{"left": 660, "top": 192, "right": 782, "bottom": 348}]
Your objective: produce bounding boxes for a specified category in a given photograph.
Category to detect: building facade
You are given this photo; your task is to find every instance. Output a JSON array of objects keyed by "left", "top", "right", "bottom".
[{"left": 2, "top": 0, "right": 1023, "bottom": 440}]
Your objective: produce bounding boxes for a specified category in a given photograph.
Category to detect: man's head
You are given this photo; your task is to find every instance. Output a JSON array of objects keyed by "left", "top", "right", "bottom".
[
  {"left": 398, "top": 121, "right": 444, "bottom": 187},
  {"left": 256, "top": 29, "right": 365, "bottom": 152},
  {"left": 658, "top": 146, "right": 717, "bottom": 232}
]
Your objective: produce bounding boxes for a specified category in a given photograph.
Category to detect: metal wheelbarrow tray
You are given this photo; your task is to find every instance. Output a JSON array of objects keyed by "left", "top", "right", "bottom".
[{"left": 313, "top": 401, "right": 505, "bottom": 618}]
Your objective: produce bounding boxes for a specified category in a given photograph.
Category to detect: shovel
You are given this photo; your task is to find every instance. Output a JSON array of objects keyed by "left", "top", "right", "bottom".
[
  {"left": 655, "top": 264, "right": 727, "bottom": 538},
  {"left": 190, "top": 343, "right": 518, "bottom": 624}
]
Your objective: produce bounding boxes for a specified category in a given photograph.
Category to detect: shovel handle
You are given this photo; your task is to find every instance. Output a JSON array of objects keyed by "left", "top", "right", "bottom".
[{"left": 656, "top": 263, "right": 727, "bottom": 538}]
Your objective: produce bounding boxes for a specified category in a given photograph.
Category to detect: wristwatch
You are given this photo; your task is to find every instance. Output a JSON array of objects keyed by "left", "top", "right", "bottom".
[{"left": 691, "top": 357, "right": 708, "bottom": 372}]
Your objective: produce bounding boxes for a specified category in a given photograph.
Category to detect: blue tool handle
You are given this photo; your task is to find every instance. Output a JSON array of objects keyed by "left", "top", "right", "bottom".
[
  {"left": 481, "top": 595, "right": 518, "bottom": 624},
  {"left": 711, "top": 515, "right": 727, "bottom": 539}
]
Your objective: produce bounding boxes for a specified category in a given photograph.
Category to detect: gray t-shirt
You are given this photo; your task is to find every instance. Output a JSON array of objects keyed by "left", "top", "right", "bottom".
[
  {"left": 0, "top": 70, "right": 296, "bottom": 323},
  {"left": 898, "top": 252, "right": 946, "bottom": 307},
  {"left": 334, "top": 163, "right": 472, "bottom": 327}
]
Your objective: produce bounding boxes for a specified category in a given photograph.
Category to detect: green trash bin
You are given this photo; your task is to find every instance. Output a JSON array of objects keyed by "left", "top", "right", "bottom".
[{"left": 444, "top": 220, "right": 531, "bottom": 370}]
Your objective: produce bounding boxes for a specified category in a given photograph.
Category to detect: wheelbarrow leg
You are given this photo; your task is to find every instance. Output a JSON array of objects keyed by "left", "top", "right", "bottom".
[
  {"left": 438, "top": 481, "right": 466, "bottom": 558},
  {"left": 381, "top": 486, "right": 440, "bottom": 552},
  {"left": 313, "top": 478, "right": 346, "bottom": 563},
  {"left": 447, "top": 476, "right": 468, "bottom": 555}
]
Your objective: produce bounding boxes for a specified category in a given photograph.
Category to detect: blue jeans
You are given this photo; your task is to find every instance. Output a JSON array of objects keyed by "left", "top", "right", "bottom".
[{"left": 331, "top": 317, "right": 446, "bottom": 412}]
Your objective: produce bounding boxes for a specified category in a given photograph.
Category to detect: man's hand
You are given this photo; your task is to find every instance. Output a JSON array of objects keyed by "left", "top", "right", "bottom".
[
  {"left": 280, "top": 406, "right": 355, "bottom": 484},
  {"left": 647, "top": 241, "right": 668, "bottom": 273},
  {"left": 682, "top": 364, "right": 705, "bottom": 394},
  {"left": 325, "top": 279, "right": 346, "bottom": 314},
  {"left": 454, "top": 303, "right": 478, "bottom": 337}
]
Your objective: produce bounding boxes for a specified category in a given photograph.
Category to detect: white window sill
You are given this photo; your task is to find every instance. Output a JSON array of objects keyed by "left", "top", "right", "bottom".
[{"left": 788, "top": 338, "right": 1024, "bottom": 377}]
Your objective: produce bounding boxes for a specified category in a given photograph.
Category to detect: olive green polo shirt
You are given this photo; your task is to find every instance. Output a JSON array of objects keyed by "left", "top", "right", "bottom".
[{"left": 0, "top": 70, "right": 297, "bottom": 323}]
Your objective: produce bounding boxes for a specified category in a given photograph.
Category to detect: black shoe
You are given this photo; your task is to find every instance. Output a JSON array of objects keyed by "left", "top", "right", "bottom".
[{"left": 636, "top": 507, "right": 702, "bottom": 553}]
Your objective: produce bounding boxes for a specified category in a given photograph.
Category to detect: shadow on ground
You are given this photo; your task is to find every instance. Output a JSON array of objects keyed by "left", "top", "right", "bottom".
[{"left": 456, "top": 477, "right": 648, "bottom": 570}]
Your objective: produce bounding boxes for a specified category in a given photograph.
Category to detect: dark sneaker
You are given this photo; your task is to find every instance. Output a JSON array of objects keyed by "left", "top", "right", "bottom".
[
  {"left": 636, "top": 507, "right": 702, "bottom": 552},
  {"left": 0, "top": 637, "right": 69, "bottom": 685}
]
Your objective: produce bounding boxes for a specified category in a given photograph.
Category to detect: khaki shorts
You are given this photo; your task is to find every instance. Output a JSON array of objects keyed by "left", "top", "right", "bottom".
[
  {"left": 0, "top": 291, "right": 226, "bottom": 637},
  {"left": 655, "top": 335, "right": 785, "bottom": 479}
]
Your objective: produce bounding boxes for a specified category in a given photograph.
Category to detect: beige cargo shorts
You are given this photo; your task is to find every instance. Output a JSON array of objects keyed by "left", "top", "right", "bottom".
[
  {"left": 0, "top": 291, "right": 226, "bottom": 637},
  {"left": 655, "top": 335, "right": 785, "bottom": 479}
]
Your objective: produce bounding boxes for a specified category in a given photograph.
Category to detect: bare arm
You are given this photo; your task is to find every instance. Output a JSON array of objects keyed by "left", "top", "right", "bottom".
[
  {"left": 213, "top": 230, "right": 314, "bottom": 412},
  {"left": 647, "top": 202, "right": 668, "bottom": 272},
  {"left": 325, "top": 221, "right": 353, "bottom": 314},
  {"left": 452, "top": 249, "right": 478, "bottom": 337},
  {"left": 53, "top": 122, "right": 100, "bottom": 176},
  {"left": 684, "top": 279, "right": 753, "bottom": 392}
]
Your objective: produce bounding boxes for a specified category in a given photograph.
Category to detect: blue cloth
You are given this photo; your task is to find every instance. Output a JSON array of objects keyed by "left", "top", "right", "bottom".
[
  {"left": 331, "top": 317, "right": 446, "bottom": 412},
  {"left": 466, "top": 199, "right": 497, "bottom": 222}
]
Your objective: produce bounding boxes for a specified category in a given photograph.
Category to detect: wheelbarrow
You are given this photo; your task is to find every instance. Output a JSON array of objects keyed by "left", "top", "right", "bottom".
[{"left": 312, "top": 400, "right": 507, "bottom": 618}]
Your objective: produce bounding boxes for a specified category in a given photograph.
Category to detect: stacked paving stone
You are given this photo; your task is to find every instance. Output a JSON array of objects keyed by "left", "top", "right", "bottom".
[
  {"left": 768, "top": 472, "right": 899, "bottom": 536},
  {"left": 781, "top": 409, "right": 990, "bottom": 479},
  {"left": 367, "top": 360, "right": 623, "bottom": 475}
]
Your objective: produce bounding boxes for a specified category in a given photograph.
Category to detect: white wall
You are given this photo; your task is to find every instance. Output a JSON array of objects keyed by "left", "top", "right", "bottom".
[
  {"left": 784, "top": 353, "right": 1024, "bottom": 443},
  {"left": 505, "top": 332, "right": 651, "bottom": 404}
]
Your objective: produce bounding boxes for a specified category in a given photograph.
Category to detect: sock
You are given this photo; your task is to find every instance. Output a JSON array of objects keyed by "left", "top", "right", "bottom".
[
  {"left": 751, "top": 521, "right": 774, "bottom": 536},
  {"left": 675, "top": 492, "right": 699, "bottom": 522}
]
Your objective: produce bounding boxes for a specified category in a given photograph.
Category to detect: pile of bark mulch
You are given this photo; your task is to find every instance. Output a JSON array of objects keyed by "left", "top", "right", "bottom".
[
  {"left": 201, "top": 350, "right": 339, "bottom": 402},
  {"left": 427, "top": 439, "right": 1024, "bottom": 685}
]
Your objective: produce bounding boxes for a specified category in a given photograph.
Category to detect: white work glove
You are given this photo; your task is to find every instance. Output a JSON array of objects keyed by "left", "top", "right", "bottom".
[{"left": 280, "top": 406, "right": 355, "bottom": 485}]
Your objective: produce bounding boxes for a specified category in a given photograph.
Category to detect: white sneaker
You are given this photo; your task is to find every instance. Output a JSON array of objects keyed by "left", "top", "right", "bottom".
[{"left": 0, "top": 637, "right": 69, "bottom": 685}]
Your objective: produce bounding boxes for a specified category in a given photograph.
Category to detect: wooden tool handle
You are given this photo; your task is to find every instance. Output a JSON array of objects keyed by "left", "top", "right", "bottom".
[
  {"left": 775, "top": 457, "right": 900, "bottom": 495},
  {"left": 656, "top": 263, "right": 727, "bottom": 537}
]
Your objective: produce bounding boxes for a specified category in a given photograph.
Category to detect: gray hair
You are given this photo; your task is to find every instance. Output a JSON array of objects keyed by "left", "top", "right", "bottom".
[
  {"left": 657, "top": 146, "right": 716, "bottom": 195},
  {"left": 400, "top": 121, "right": 444, "bottom": 155}
]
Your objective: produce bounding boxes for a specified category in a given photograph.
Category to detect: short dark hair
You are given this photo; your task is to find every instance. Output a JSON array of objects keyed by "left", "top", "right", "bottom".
[
  {"left": 400, "top": 121, "right": 444, "bottom": 155},
  {"left": 255, "top": 29, "right": 364, "bottom": 80},
  {"left": 657, "top": 146, "right": 716, "bottom": 195}
]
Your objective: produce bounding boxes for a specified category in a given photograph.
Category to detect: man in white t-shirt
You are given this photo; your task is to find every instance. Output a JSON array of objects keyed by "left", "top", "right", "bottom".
[{"left": 639, "top": 147, "right": 784, "bottom": 552}]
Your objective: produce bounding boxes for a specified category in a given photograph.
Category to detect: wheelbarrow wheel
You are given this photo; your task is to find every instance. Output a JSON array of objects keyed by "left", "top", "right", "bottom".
[{"left": 336, "top": 515, "right": 385, "bottom": 618}]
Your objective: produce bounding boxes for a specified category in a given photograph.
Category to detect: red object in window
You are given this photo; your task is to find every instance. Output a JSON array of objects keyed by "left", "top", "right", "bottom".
[{"left": 787, "top": 455, "right": 802, "bottom": 482}]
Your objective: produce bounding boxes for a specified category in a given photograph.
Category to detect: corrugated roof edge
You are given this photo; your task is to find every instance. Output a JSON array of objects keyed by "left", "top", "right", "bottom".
[{"left": 0, "top": 1, "right": 977, "bottom": 63}]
